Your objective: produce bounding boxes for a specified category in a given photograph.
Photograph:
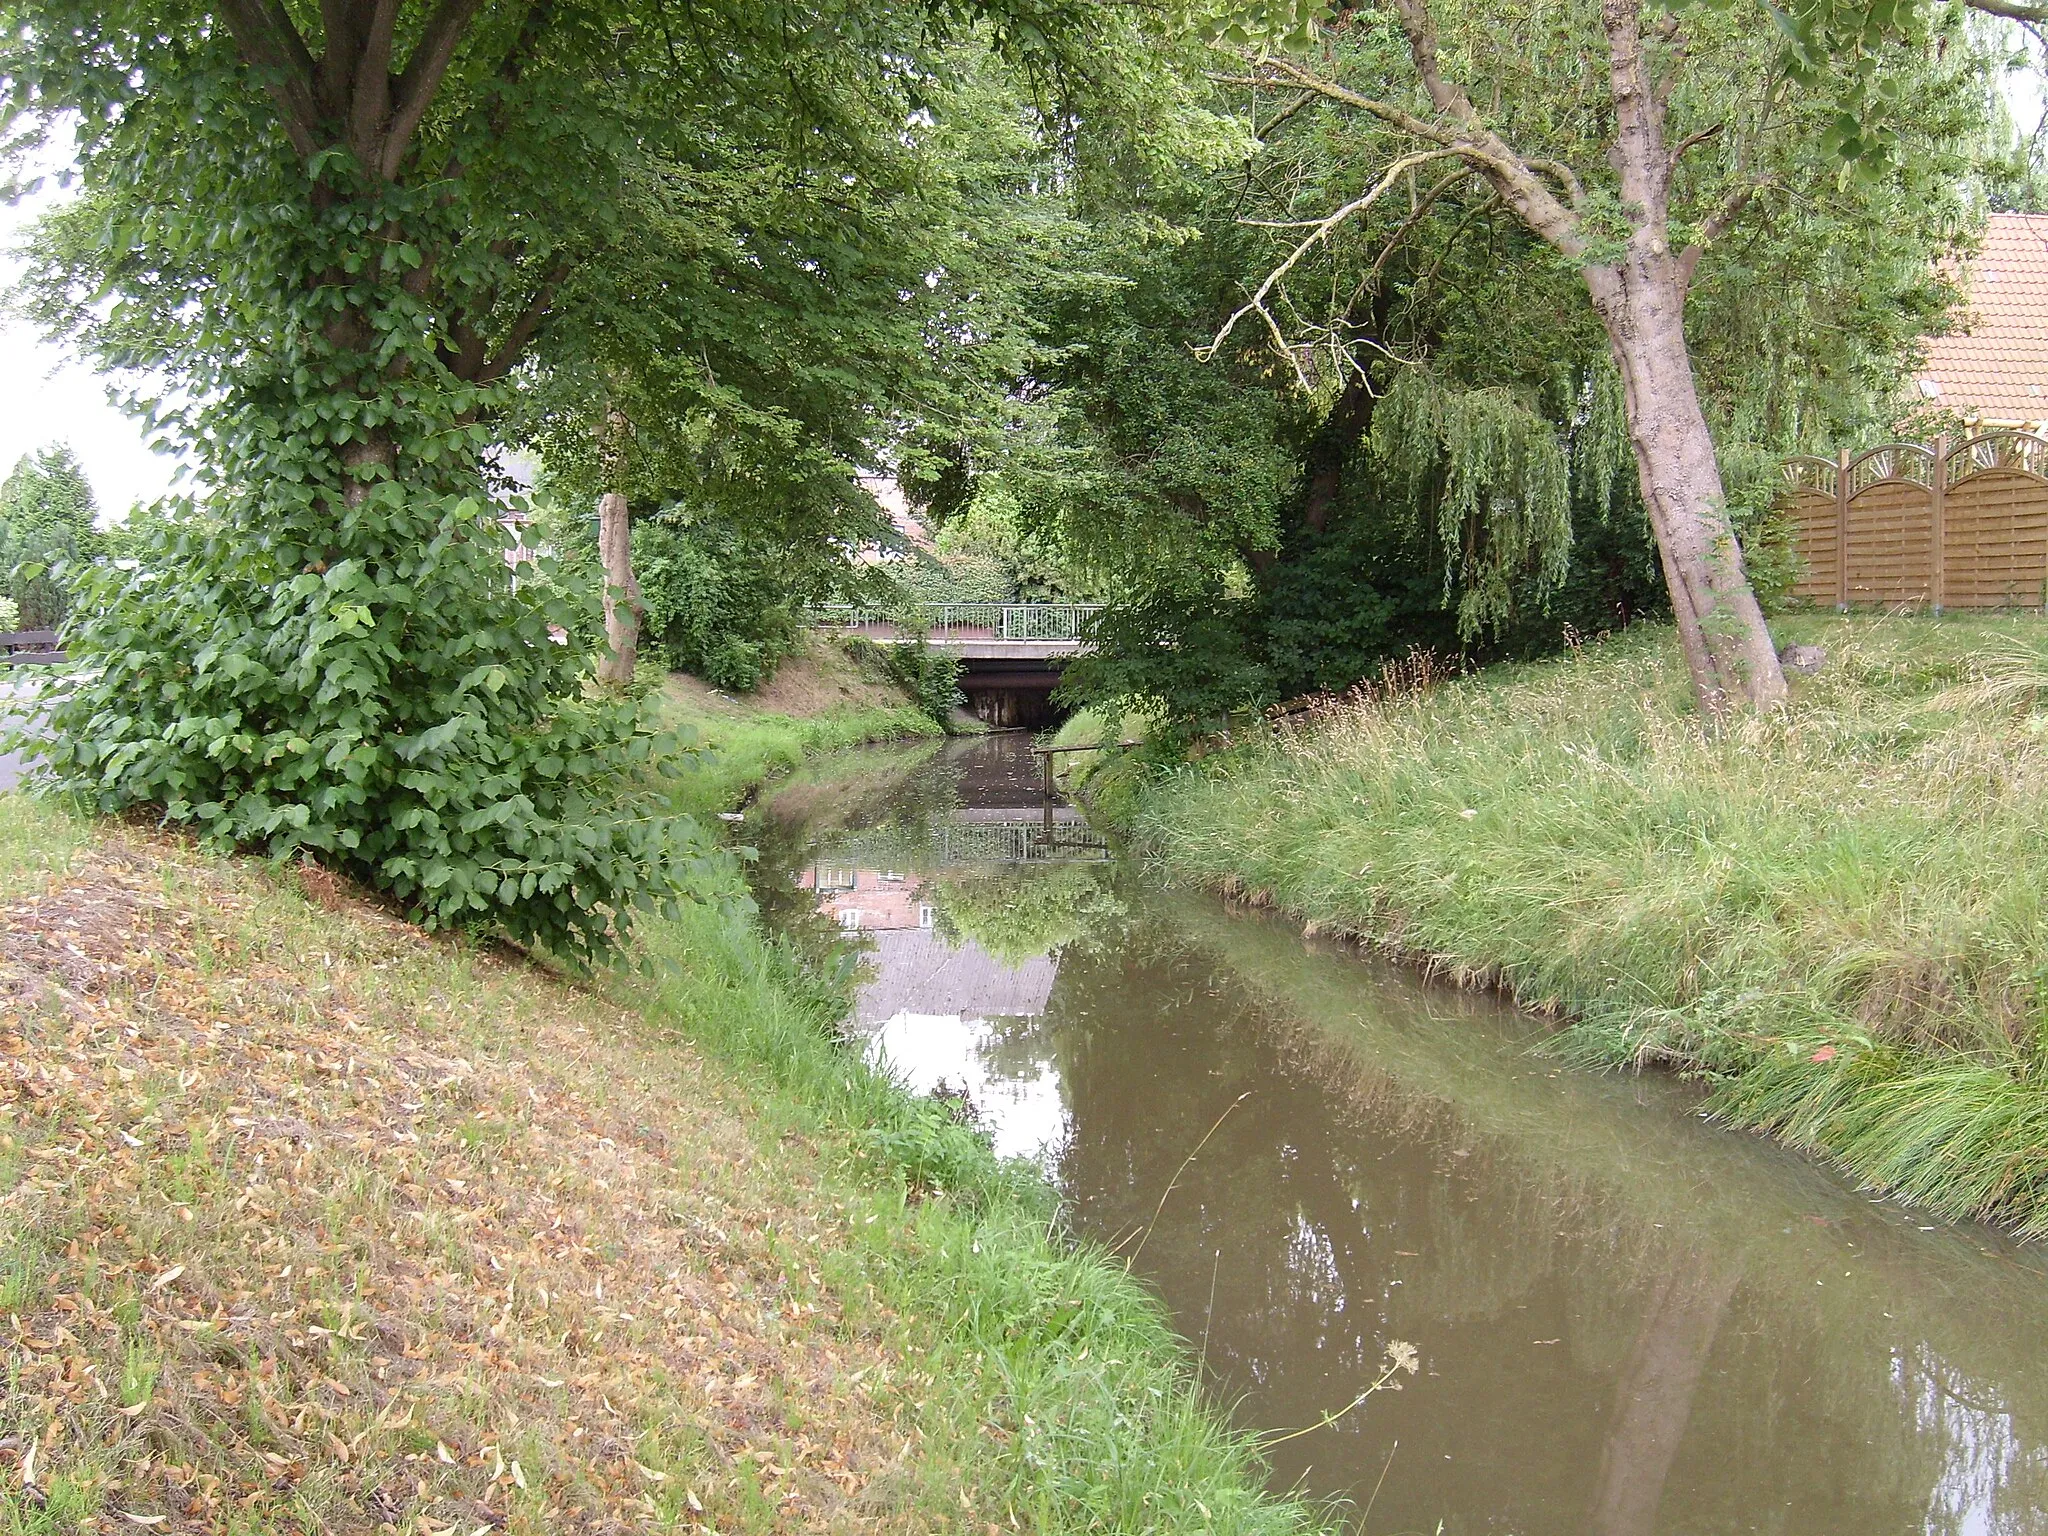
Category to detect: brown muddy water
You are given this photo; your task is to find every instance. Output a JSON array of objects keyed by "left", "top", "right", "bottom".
[{"left": 742, "top": 733, "right": 2048, "bottom": 1535}]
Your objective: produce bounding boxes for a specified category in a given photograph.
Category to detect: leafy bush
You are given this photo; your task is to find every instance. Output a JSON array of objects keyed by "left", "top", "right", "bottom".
[
  {"left": 633, "top": 516, "right": 803, "bottom": 691},
  {"left": 882, "top": 641, "right": 965, "bottom": 724},
  {"left": 0, "top": 596, "right": 18, "bottom": 631},
  {"left": 32, "top": 494, "right": 708, "bottom": 967}
]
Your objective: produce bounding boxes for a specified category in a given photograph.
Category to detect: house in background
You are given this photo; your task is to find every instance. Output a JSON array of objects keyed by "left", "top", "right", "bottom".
[{"left": 1916, "top": 213, "right": 2048, "bottom": 432}]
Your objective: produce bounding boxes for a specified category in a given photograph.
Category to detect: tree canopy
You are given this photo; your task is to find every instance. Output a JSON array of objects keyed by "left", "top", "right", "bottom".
[
  {"left": 1013, "top": 0, "right": 2007, "bottom": 727},
  {"left": 0, "top": 443, "right": 100, "bottom": 629},
  {"left": 0, "top": 0, "right": 1179, "bottom": 958}
]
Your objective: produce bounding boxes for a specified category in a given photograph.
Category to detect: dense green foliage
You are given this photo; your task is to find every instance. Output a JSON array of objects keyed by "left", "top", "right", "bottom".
[
  {"left": 0, "top": 1, "right": 1168, "bottom": 955},
  {"left": 1107, "top": 615, "right": 2048, "bottom": 1236},
  {"left": 0, "top": 443, "right": 99, "bottom": 630},
  {"left": 530, "top": 501, "right": 823, "bottom": 696},
  {"left": 842, "top": 636, "right": 967, "bottom": 725},
  {"left": 1009, "top": 0, "right": 2004, "bottom": 729},
  {"left": 33, "top": 499, "right": 709, "bottom": 965}
]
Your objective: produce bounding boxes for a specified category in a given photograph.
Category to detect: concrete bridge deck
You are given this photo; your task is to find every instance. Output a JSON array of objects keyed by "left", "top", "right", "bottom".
[{"left": 810, "top": 605, "right": 1100, "bottom": 726}]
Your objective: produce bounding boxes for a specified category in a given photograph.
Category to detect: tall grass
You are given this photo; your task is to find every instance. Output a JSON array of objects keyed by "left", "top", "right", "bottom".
[
  {"left": 0, "top": 783, "right": 1332, "bottom": 1534},
  {"left": 1121, "top": 615, "right": 2048, "bottom": 1235}
]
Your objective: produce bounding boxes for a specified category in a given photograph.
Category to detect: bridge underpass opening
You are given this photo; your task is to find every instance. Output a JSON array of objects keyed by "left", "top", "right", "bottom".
[{"left": 959, "top": 659, "right": 1067, "bottom": 730}]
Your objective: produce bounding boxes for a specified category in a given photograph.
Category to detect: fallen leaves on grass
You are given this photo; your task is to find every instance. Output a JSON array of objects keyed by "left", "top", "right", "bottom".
[{"left": 1, "top": 829, "right": 926, "bottom": 1534}]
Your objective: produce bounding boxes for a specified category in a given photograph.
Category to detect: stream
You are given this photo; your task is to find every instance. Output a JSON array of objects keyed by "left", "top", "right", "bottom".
[{"left": 742, "top": 732, "right": 2048, "bottom": 1535}]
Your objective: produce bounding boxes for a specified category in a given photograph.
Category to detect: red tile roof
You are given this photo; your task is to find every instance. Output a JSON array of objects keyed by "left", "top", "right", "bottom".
[{"left": 1918, "top": 214, "right": 2048, "bottom": 426}]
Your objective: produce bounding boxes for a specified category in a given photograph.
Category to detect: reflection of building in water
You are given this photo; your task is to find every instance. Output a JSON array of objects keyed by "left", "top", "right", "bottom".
[
  {"left": 854, "top": 928, "right": 1057, "bottom": 1027},
  {"left": 797, "top": 865, "right": 1060, "bottom": 1024},
  {"left": 799, "top": 865, "right": 934, "bottom": 932},
  {"left": 800, "top": 861, "right": 1068, "bottom": 1162}
]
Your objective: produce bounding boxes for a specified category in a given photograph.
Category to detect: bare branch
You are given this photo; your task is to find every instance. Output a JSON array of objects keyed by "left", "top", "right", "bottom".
[
  {"left": 1967, "top": 0, "right": 2048, "bottom": 21},
  {"left": 1367, "top": 165, "right": 1469, "bottom": 283},
  {"left": 1675, "top": 182, "right": 1764, "bottom": 287},
  {"left": 1238, "top": 58, "right": 1468, "bottom": 153},
  {"left": 382, "top": 0, "right": 488, "bottom": 178},
  {"left": 1257, "top": 89, "right": 1319, "bottom": 141},
  {"left": 1200, "top": 148, "right": 1462, "bottom": 386},
  {"left": 1254, "top": 18, "right": 1587, "bottom": 258},
  {"left": 217, "top": 0, "right": 322, "bottom": 156},
  {"left": 1667, "top": 121, "right": 1725, "bottom": 170},
  {"left": 1516, "top": 159, "right": 1577, "bottom": 209}
]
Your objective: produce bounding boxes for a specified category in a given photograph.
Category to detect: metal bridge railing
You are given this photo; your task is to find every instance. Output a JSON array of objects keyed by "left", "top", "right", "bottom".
[
  {"left": 810, "top": 602, "right": 1102, "bottom": 643},
  {"left": 815, "top": 817, "right": 1111, "bottom": 868}
]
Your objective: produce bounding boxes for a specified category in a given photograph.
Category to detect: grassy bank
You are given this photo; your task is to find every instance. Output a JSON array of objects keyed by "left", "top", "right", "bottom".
[
  {"left": 1088, "top": 615, "right": 2048, "bottom": 1237},
  {"left": 654, "top": 639, "right": 943, "bottom": 815},
  {"left": 1, "top": 759, "right": 1323, "bottom": 1528}
]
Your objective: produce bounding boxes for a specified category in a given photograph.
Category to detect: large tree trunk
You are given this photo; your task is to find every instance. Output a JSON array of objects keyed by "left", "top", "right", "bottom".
[
  {"left": 595, "top": 491, "right": 643, "bottom": 687},
  {"left": 1587, "top": 257, "right": 1787, "bottom": 714}
]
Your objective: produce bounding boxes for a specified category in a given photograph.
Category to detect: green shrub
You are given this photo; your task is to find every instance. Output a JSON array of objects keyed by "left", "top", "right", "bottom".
[
  {"left": 0, "top": 444, "right": 101, "bottom": 630},
  {"left": 884, "top": 641, "right": 965, "bottom": 723},
  {"left": 633, "top": 516, "right": 804, "bottom": 692},
  {"left": 30, "top": 494, "right": 708, "bottom": 967}
]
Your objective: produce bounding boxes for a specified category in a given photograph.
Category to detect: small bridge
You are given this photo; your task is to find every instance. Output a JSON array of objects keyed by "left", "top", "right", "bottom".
[{"left": 809, "top": 604, "right": 1101, "bottom": 727}]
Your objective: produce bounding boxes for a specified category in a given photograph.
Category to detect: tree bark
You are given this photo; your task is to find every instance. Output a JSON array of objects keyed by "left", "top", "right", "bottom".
[
  {"left": 596, "top": 491, "right": 643, "bottom": 687},
  {"left": 1584, "top": 0, "right": 1786, "bottom": 713},
  {"left": 1586, "top": 257, "right": 1787, "bottom": 713}
]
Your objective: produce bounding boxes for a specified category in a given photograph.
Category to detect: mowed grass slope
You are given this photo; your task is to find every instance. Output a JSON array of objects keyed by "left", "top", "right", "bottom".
[
  {"left": 1122, "top": 616, "right": 2048, "bottom": 1235},
  {"left": 0, "top": 794, "right": 1329, "bottom": 1535}
]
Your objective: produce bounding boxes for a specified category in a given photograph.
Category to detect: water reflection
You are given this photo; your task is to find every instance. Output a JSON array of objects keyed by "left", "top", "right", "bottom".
[{"left": 750, "top": 735, "right": 2048, "bottom": 1536}]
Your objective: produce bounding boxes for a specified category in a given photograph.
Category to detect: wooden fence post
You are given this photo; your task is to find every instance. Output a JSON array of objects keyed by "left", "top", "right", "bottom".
[
  {"left": 1930, "top": 434, "right": 1948, "bottom": 614},
  {"left": 1835, "top": 449, "right": 1852, "bottom": 611}
]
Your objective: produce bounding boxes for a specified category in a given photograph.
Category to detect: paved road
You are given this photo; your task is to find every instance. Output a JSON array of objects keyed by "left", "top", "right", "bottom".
[{"left": 0, "top": 677, "right": 46, "bottom": 791}]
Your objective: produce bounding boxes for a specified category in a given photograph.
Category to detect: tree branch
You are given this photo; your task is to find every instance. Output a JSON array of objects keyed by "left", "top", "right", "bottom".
[
  {"left": 1967, "top": 0, "right": 2048, "bottom": 21},
  {"left": 1367, "top": 165, "right": 1470, "bottom": 284},
  {"left": 1668, "top": 121, "right": 1725, "bottom": 170},
  {"left": 1204, "top": 148, "right": 1462, "bottom": 388},
  {"left": 1602, "top": 0, "right": 1670, "bottom": 227},
  {"left": 1251, "top": 15, "right": 1587, "bottom": 259},
  {"left": 474, "top": 261, "right": 576, "bottom": 384},
  {"left": 382, "top": 0, "right": 488, "bottom": 178},
  {"left": 1257, "top": 89, "right": 1319, "bottom": 141},
  {"left": 217, "top": 0, "right": 323, "bottom": 157},
  {"left": 349, "top": 0, "right": 403, "bottom": 159},
  {"left": 1675, "top": 180, "right": 1763, "bottom": 286}
]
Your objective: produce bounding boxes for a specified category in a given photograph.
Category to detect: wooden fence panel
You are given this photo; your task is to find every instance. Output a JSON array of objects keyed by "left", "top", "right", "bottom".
[
  {"left": 1777, "top": 432, "right": 2048, "bottom": 612},
  {"left": 1786, "top": 488, "right": 1840, "bottom": 605},
  {"left": 1943, "top": 468, "right": 2048, "bottom": 610},
  {"left": 1844, "top": 479, "right": 1935, "bottom": 606}
]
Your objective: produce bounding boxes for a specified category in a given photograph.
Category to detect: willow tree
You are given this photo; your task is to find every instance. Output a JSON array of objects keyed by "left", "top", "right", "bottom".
[{"left": 1206, "top": 0, "right": 1985, "bottom": 715}]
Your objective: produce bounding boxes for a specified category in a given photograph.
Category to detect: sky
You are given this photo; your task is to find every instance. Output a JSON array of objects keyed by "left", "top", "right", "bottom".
[{"left": 0, "top": 169, "right": 182, "bottom": 520}]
